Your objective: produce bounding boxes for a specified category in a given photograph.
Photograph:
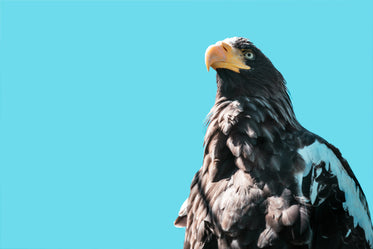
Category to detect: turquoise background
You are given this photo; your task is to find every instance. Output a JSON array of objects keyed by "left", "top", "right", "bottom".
[{"left": 0, "top": 1, "right": 372, "bottom": 249}]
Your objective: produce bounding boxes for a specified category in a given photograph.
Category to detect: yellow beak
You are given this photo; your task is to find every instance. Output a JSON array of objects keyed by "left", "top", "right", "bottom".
[{"left": 205, "top": 41, "right": 251, "bottom": 73}]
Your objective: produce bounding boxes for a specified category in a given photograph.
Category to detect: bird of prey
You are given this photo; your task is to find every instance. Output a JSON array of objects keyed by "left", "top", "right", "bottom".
[{"left": 175, "top": 37, "right": 373, "bottom": 249}]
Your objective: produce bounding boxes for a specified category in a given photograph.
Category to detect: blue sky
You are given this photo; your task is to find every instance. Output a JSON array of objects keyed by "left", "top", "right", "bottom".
[{"left": 0, "top": 1, "right": 372, "bottom": 249}]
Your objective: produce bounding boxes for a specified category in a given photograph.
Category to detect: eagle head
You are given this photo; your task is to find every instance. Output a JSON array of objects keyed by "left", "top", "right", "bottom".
[{"left": 205, "top": 37, "right": 285, "bottom": 99}]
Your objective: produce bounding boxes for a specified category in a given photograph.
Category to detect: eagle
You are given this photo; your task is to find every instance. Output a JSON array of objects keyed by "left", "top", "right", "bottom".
[{"left": 174, "top": 37, "right": 373, "bottom": 249}]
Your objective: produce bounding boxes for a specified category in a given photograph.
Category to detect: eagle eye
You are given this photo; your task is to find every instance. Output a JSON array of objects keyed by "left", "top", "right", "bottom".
[{"left": 244, "top": 51, "right": 255, "bottom": 60}]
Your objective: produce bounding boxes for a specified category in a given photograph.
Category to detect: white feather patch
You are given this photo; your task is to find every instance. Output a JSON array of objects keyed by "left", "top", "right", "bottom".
[
  {"left": 297, "top": 140, "right": 373, "bottom": 244},
  {"left": 178, "top": 198, "right": 189, "bottom": 216}
]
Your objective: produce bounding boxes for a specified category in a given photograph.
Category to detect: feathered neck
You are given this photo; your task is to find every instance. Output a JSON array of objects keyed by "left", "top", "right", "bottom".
[{"left": 214, "top": 70, "right": 300, "bottom": 130}]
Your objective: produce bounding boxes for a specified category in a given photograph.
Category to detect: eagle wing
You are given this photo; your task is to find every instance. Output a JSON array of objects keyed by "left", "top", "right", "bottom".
[{"left": 297, "top": 139, "right": 373, "bottom": 249}]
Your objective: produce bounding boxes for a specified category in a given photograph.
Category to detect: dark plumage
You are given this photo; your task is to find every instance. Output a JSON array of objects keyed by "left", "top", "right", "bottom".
[{"left": 175, "top": 37, "right": 373, "bottom": 249}]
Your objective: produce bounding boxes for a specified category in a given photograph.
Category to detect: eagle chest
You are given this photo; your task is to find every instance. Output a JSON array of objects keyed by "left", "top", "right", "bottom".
[
  {"left": 203, "top": 97, "right": 302, "bottom": 188},
  {"left": 198, "top": 98, "right": 308, "bottom": 246}
]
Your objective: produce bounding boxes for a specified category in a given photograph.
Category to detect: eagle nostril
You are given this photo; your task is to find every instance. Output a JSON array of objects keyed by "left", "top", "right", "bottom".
[{"left": 221, "top": 42, "right": 230, "bottom": 52}]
